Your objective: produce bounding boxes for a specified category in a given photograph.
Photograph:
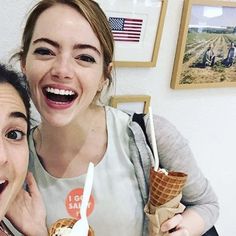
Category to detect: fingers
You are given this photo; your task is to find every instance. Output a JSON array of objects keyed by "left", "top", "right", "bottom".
[
  {"left": 161, "top": 214, "right": 190, "bottom": 236},
  {"left": 161, "top": 214, "right": 183, "bottom": 232},
  {"left": 168, "top": 227, "right": 190, "bottom": 236},
  {"left": 25, "top": 172, "right": 40, "bottom": 197}
]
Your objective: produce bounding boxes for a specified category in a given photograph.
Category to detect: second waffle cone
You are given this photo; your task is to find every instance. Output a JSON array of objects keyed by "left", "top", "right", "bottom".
[{"left": 149, "top": 167, "right": 187, "bottom": 206}]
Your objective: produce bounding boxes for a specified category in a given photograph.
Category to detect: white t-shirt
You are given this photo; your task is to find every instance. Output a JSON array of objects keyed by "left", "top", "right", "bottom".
[{"left": 29, "top": 107, "right": 144, "bottom": 236}]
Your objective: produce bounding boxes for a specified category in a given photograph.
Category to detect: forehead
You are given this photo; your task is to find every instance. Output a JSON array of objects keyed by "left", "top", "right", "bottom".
[
  {"left": 32, "top": 4, "right": 101, "bottom": 49},
  {"left": 0, "top": 83, "right": 26, "bottom": 116}
]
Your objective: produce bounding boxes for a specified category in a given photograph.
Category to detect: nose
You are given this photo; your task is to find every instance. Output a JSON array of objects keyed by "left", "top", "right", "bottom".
[
  {"left": 51, "top": 55, "right": 74, "bottom": 81},
  {"left": 0, "top": 139, "right": 8, "bottom": 165}
]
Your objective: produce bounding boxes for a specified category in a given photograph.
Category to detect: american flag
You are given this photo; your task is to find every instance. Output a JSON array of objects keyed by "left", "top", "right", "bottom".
[{"left": 108, "top": 17, "right": 143, "bottom": 42}]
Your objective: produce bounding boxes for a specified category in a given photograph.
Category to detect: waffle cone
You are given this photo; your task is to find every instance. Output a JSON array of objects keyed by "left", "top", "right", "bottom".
[
  {"left": 48, "top": 218, "right": 94, "bottom": 236},
  {"left": 149, "top": 167, "right": 187, "bottom": 206}
]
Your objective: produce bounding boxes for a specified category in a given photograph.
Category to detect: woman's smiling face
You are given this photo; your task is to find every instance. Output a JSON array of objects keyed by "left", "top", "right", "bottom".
[
  {"left": 22, "top": 4, "right": 105, "bottom": 127},
  {"left": 0, "top": 83, "right": 28, "bottom": 220}
]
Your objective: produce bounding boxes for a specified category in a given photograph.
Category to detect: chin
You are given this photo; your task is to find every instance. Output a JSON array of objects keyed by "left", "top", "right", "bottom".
[
  {"left": 43, "top": 114, "right": 74, "bottom": 128},
  {"left": 0, "top": 193, "right": 12, "bottom": 221}
]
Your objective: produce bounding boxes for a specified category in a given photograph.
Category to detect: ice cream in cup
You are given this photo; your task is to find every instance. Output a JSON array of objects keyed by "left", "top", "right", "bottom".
[{"left": 48, "top": 218, "right": 94, "bottom": 236}]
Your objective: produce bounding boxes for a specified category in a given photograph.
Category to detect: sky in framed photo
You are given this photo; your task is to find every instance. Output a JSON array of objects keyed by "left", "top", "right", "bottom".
[{"left": 190, "top": 5, "right": 236, "bottom": 28}]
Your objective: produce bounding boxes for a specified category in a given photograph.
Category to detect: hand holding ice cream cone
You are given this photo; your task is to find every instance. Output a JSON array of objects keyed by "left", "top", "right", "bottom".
[
  {"left": 145, "top": 107, "right": 188, "bottom": 236},
  {"left": 145, "top": 167, "right": 187, "bottom": 236}
]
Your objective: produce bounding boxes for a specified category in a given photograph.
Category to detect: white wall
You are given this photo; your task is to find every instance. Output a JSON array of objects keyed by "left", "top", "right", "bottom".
[
  {"left": 1, "top": 0, "right": 235, "bottom": 235},
  {"left": 116, "top": 1, "right": 236, "bottom": 235}
]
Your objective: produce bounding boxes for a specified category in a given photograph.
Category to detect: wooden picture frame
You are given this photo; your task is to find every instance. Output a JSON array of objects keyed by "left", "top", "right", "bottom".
[
  {"left": 95, "top": 0, "right": 168, "bottom": 67},
  {"left": 171, "top": 0, "right": 236, "bottom": 89},
  {"left": 109, "top": 95, "right": 151, "bottom": 114}
]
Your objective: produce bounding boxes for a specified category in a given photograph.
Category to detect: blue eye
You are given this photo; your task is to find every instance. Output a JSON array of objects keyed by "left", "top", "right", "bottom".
[
  {"left": 6, "top": 130, "right": 26, "bottom": 141},
  {"left": 76, "top": 55, "right": 96, "bottom": 63},
  {"left": 34, "top": 47, "right": 54, "bottom": 56}
]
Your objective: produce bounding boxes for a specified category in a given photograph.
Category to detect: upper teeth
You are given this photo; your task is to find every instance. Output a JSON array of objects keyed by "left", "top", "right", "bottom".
[
  {"left": 0, "top": 180, "right": 6, "bottom": 184},
  {"left": 46, "top": 87, "right": 75, "bottom": 96}
]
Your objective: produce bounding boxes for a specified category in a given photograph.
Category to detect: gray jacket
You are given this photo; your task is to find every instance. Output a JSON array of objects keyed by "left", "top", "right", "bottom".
[{"left": 128, "top": 113, "right": 219, "bottom": 235}]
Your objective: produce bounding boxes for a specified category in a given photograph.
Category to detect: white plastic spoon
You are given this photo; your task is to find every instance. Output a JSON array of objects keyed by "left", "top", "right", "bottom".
[{"left": 70, "top": 162, "right": 94, "bottom": 236}]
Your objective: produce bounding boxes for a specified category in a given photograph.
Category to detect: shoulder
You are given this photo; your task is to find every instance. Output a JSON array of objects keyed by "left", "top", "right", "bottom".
[
  {"left": 145, "top": 114, "right": 186, "bottom": 140},
  {"left": 106, "top": 106, "right": 130, "bottom": 123},
  {"left": 105, "top": 106, "right": 132, "bottom": 137},
  {"left": 145, "top": 115, "right": 188, "bottom": 154}
]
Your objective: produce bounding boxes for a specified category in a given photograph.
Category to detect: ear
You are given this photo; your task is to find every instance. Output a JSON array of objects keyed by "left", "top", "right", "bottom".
[
  {"left": 98, "top": 78, "right": 108, "bottom": 92},
  {"left": 107, "top": 62, "right": 113, "bottom": 75},
  {"left": 99, "top": 62, "right": 113, "bottom": 90},
  {"left": 20, "top": 58, "right": 26, "bottom": 74}
]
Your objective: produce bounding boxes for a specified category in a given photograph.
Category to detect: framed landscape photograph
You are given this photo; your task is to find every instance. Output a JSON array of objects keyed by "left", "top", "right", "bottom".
[
  {"left": 109, "top": 95, "right": 151, "bottom": 114},
  {"left": 95, "top": 0, "right": 168, "bottom": 67},
  {"left": 171, "top": 0, "right": 236, "bottom": 89}
]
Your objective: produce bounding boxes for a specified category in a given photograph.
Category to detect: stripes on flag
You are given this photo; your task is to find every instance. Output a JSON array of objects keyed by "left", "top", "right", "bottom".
[{"left": 108, "top": 17, "right": 143, "bottom": 42}]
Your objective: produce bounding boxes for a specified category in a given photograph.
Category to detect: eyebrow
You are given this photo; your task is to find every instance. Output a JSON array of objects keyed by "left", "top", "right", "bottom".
[
  {"left": 33, "top": 38, "right": 59, "bottom": 48},
  {"left": 73, "top": 44, "right": 101, "bottom": 56},
  {"left": 9, "top": 111, "right": 28, "bottom": 123},
  {"left": 33, "top": 37, "right": 101, "bottom": 55}
]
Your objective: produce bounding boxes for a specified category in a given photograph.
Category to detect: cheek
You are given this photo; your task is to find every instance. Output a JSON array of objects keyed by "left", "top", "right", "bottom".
[
  {"left": 5, "top": 148, "right": 28, "bottom": 217},
  {"left": 12, "top": 146, "right": 29, "bottom": 180},
  {"left": 25, "top": 68, "right": 39, "bottom": 86},
  {"left": 24, "top": 63, "right": 42, "bottom": 102},
  {"left": 25, "top": 57, "right": 43, "bottom": 84},
  {"left": 5, "top": 144, "right": 29, "bottom": 211},
  {"left": 84, "top": 70, "right": 104, "bottom": 90},
  {"left": 84, "top": 80, "right": 101, "bottom": 101}
]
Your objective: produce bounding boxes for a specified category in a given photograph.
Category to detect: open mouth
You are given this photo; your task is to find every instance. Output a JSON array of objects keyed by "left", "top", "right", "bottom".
[
  {"left": 0, "top": 180, "right": 8, "bottom": 194},
  {"left": 43, "top": 86, "right": 78, "bottom": 103}
]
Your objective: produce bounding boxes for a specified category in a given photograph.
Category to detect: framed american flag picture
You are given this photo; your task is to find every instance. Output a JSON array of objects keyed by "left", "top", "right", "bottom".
[{"left": 95, "top": 0, "right": 168, "bottom": 67}]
